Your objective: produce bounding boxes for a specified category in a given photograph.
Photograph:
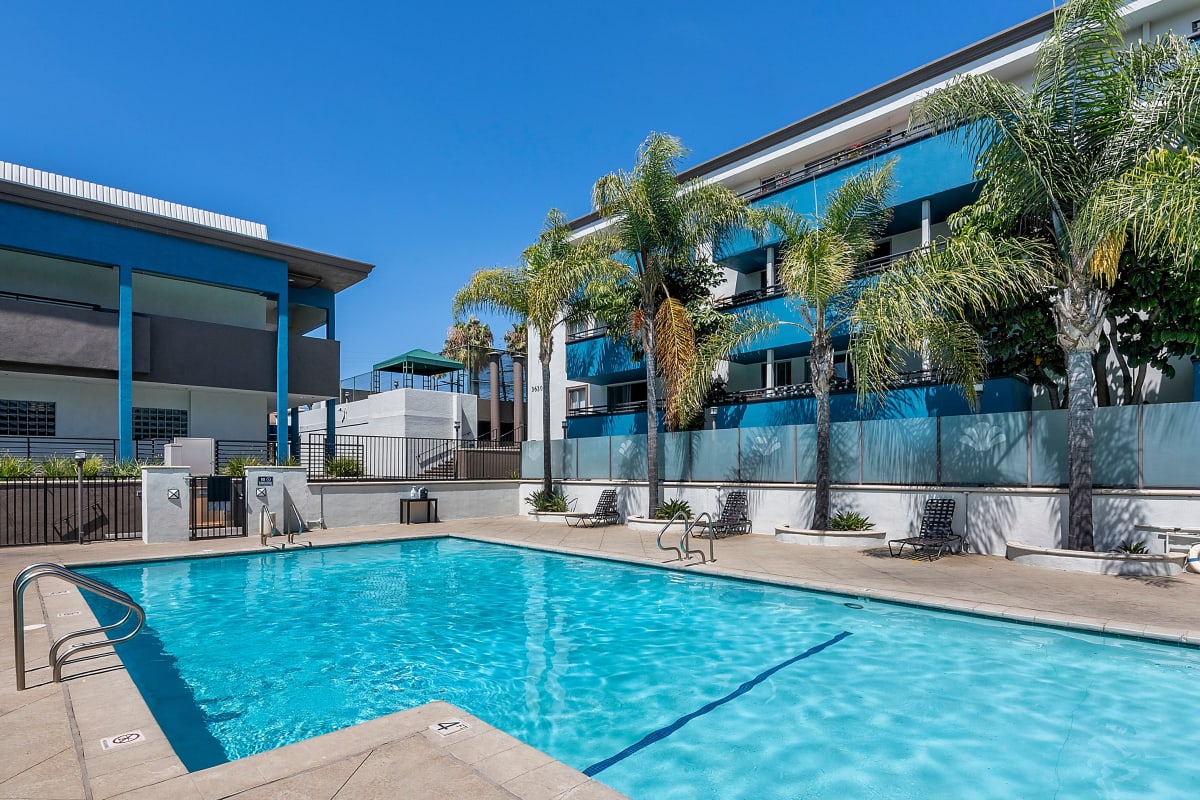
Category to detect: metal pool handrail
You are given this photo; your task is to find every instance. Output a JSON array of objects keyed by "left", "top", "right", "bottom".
[
  {"left": 656, "top": 512, "right": 716, "bottom": 564},
  {"left": 12, "top": 562, "right": 145, "bottom": 690}
]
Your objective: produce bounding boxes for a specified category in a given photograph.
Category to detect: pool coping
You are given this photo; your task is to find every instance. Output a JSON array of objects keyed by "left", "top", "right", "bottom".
[{"left": 11, "top": 520, "right": 1200, "bottom": 799}]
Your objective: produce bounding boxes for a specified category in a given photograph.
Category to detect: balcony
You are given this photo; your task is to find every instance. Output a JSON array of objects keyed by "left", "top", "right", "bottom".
[
  {"left": 717, "top": 129, "right": 977, "bottom": 265},
  {"left": 713, "top": 374, "right": 1030, "bottom": 428},
  {"left": 565, "top": 401, "right": 664, "bottom": 438},
  {"left": 565, "top": 334, "right": 643, "bottom": 384}
]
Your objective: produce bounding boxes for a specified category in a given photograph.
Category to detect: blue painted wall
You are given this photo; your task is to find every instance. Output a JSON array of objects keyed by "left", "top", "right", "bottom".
[
  {"left": 565, "top": 335, "right": 643, "bottom": 384},
  {"left": 567, "top": 411, "right": 662, "bottom": 438},
  {"left": 714, "top": 377, "right": 1029, "bottom": 428},
  {"left": 565, "top": 378, "right": 1029, "bottom": 438},
  {"left": 716, "top": 132, "right": 977, "bottom": 262}
]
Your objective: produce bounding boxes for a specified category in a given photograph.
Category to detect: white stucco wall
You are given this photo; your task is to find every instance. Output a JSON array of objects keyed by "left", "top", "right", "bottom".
[
  {"left": 307, "top": 480, "right": 520, "bottom": 528},
  {"left": 297, "top": 387, "right": 480, "bottom": 440},
  {"left": 0, "top": 372, "right": 269, "bottom": 442},
  {"left": 518, "top": 479, "right": 1200, "bottom": 557},
  {"left": 133, "top": 273, "right": 268, "bottom": 329},
  {"left": 526, "top": 326, "right": 567, "bottom": 441},
  {"left": 0, "top": 251, "right": 118, "bottom": 307}
]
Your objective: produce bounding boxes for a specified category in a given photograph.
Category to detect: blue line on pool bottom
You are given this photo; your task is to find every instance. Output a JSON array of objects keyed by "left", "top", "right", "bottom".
[{"left": 583, "top": 630, "right": 853, "bottom": 777}]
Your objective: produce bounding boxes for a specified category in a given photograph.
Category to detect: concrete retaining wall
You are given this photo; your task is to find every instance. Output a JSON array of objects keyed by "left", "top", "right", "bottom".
[
  {"left": 518, "top": 480, "right": 1200, "bottom": 556},
  {"left": 309, "top": 480, "right": 520, "bottom": 528}
]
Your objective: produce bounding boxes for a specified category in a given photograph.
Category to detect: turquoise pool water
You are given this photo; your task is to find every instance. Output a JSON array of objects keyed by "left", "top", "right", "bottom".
[{"left": 82, "top": 539, "right": 1200, "bottom": 799}]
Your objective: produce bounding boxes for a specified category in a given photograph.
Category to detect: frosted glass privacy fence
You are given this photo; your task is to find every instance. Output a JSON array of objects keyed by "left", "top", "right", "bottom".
[{"left": 523, "top": 402, "right": 1200, "bottom": 489}]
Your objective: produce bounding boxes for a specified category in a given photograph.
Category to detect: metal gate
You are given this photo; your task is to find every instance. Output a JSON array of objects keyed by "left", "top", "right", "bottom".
[{"left": 188, "top": 476, "right": 246, "bottom": 539}]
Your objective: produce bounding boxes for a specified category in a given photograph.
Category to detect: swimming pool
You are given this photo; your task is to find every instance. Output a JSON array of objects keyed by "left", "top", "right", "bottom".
[{"left": 81, "top": 538, "right": 1200, "bottom": 799}]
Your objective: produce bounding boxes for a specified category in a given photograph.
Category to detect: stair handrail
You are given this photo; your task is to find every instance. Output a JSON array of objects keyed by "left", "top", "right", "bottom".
[
  {"left": 683, "top": 513, "right": 715, "bottom": 564},
  {"left": 13, "top": 562, "right": 145, "bottom": 690}
]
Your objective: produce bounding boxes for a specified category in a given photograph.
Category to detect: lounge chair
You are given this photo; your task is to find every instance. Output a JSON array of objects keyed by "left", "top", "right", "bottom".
[
  {"left": 697, "top": 490, "right": 752, "bottom": 538},
  {"left": 565, "top": 489, "right": 621, "bottom": 528},
  {"left": 888, "top": 498, "right": 961, "bottom": 561}
]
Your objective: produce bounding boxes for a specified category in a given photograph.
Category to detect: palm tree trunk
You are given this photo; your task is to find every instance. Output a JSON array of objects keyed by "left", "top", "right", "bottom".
[
  {"left": 1065, "top": 347, "right": 1095, "bottom": 550},
  {"left": 541, "top": 354, "right": 553, "bottom": 497},
  {"left": 643, "top": 317, "right": 660, "bottom": 518},
  {"left": 810, "top": 336, "right": 833, "bottom": 530},
  {"left": 1055, "top": 280, "right": 1106, "bottom": 552}
]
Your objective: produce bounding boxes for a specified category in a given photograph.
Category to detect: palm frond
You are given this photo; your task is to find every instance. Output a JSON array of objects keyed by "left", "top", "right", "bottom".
[
  {"left": 1088, "top": 146, "right": 1200, "bottom": 267},
  {"left": 852, "top": 234, "right": 1056, "bottom": 399},
  {"left": 452, "top": 267, "right": 529, "bottom": 320},
  {"left": 673, "top": 311, "right": 780, "bottom": 427},
  {"left": 654, "top": 296, "right": 697, "bottom": 430}
]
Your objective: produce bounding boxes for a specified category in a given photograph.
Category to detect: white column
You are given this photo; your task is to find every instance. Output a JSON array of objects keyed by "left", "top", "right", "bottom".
[
  {"left": 766, "top": 349, "right": 776, "bottom": 389},
  {"left": 766, "top": 246, "right": 776, "bottom": 286},
  {"left": 920, "top": 199, "right": 934, "bottom": 373}
]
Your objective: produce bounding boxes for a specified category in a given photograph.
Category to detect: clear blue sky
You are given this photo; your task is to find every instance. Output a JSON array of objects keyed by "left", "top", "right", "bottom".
[{"left": 0, "top": 0, "right": 1055, "bottom": 377}]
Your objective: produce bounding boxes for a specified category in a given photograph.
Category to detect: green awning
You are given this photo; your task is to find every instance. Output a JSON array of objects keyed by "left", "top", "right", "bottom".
[{"left": 373, "top": 348, "right": 464, "bottom": 376}]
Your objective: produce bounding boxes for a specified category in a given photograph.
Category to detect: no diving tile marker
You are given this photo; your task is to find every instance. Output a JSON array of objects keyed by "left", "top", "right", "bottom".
[
  {"left": 430, "top": 719, "right": 470, "bottom": 737},
  {"left": 100, "top": 731, "right": 145, "bottom": 750}
]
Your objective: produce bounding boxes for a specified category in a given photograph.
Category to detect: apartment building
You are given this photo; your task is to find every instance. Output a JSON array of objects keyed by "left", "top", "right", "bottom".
[
  {"left": 0, "top": 161, "right": 372, "bottom": 460},
  {"left": 535, "top": 0, "right": 1200, "bottom": 439}
]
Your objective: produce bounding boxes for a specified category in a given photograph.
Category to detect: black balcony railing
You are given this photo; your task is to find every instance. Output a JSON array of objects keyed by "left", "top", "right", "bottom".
[
  {"left": 740, "top": 123, "right": 935, "bottom": 204},
  {"left": 713, "top": 284, "right": 789, "bottom": 311},
  {"left": 566, "top": 326, "right": 610, "bottom": 343},
  {"left": 714, "top": 369, "right": 952, "bottom": 406}
]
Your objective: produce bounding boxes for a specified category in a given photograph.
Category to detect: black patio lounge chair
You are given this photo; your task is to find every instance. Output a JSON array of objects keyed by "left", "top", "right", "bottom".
[
  {"left": 698, "top": 490, "right": 752, "bottom": 538},
  {"left": 565, "top": 489, "right": 621, "bottom": 528},
  {"left": 888, "top": 498, "right": 961, "bottom": 561}
]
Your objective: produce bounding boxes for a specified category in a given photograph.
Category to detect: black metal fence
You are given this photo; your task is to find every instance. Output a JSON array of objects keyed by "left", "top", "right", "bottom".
[
  {"left": 0, "top": 477, "right": 142, "bottom": 547},
  {"left": 303, "top": 434, "right": 520, "bottom": 481},
  {"left": 0, "top": 436, "right": 171, "bottom": 463},
  {"left": 188, "top": 476, "right": 246, "bottom": 539},
  {"left": 214, "top": 440, "right": 277, "bottom": 473}
]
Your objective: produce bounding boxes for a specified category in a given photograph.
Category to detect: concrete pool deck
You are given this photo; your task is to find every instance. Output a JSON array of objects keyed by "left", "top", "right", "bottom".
[{"left": 3, "top": 516, "right": 1199, "bottom": 799}]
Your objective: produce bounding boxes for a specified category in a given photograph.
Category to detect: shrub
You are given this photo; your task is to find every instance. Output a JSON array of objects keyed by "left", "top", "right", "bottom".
[
  {"left": 1109, "top": 540, "right": 1150, "bottom": 555},
  {"left": 277, "top": 456, "right": 301, "bottom": 467},
  {"left": 325, "top": 457, "right": 363, "bottom": 477},
  {"left": 39, "top": 456, "right": 76, "bottom": 478},
  {"left": 828, "top": 511, "right": 873, "bottom": 531},
  {"left": 110, "top": 459, "right": 149, "bottom": 477},
  {"left": 525, "top": 489, "right": 570, "bottom": 512},
  {"left": 654, "top": 498, "right": 693, "bottom": 520},
  {"left": 222, "top": 457, "right": 263, "bottom": 477},
  {"left": 0, "top": 452, "right": 36, "bottom": 478},
  {"left": 81, "top": 454, "right": 105, "bottom": 478}
]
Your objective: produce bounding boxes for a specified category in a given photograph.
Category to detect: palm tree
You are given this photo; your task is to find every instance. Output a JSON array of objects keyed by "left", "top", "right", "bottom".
[
  {"left": 750, "top": 161, "right": 1050, "bottom": 530},
  {"left": 442, "top": 316, "right": 493, "bottom": 394},
  {"left": 592, "top": 132, "right": 747, "bottom": 516},
  {"left": 912, "top": 0, "right": 1200, "bottom": 549},
  {"left": 453, "top": 210, "right": 614, "bottom": 496}
]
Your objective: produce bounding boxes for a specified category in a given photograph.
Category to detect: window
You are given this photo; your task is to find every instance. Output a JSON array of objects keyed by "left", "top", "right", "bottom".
[
  {"left": 761, "top": 361, "right": 793, "bottom": 387},
  {"left": 567, "top": 387, "right": 587, "bottom": 411},
  {"left": 0, "top": 399, "right": 55, "bottom": 436},
  {"left": 607, "top": 382, "right": 647, "bottom": 409},
  {"left": 132, "top": 407, "right": 188, "bottom": 440}
]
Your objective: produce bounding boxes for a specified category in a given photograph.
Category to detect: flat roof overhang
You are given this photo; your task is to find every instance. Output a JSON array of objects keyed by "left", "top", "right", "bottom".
[{"left": 0, "top": 180, "right": 374, "bottom": 293}]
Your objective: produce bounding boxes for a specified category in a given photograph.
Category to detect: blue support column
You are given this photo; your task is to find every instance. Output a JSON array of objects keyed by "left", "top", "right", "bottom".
[
  {"left": 118, "top": 265, "right": 133, "bottom": 460},
  {"left": 276, "top": 295, "right": 289, "bottom": 464}
]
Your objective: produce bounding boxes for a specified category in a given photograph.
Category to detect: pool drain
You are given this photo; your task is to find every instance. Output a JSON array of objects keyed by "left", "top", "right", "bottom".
[{"left": 844, "top": 602, "right": 864, "bottom": 609}]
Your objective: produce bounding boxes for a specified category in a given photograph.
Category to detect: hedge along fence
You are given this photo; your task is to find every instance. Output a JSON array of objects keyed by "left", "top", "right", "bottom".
[{"left": 526, "top": 402, "right": 1200, "bottom": 490}]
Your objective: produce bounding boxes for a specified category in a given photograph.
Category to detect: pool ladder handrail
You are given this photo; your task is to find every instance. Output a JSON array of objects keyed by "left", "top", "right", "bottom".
[
  {"left": 656, "top": 512, "right": 716, "bottom": 564},
  {"left": 12, "top": 562, "right": 145, "bottom": 691}
]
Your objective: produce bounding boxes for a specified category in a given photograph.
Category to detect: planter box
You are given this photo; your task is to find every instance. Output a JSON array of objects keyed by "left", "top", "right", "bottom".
[
  {"left": 775, "top": 525, "right": 887, "bottom": 548},
  {"left": 525, "top": 511, "right": 576, "bottom": 525},
  {"left": 627, "top": 515, "right": 688, "bottom": 533},
  {"left": 1006, "top": 542, "right": 1186, "bottom": 576}
]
